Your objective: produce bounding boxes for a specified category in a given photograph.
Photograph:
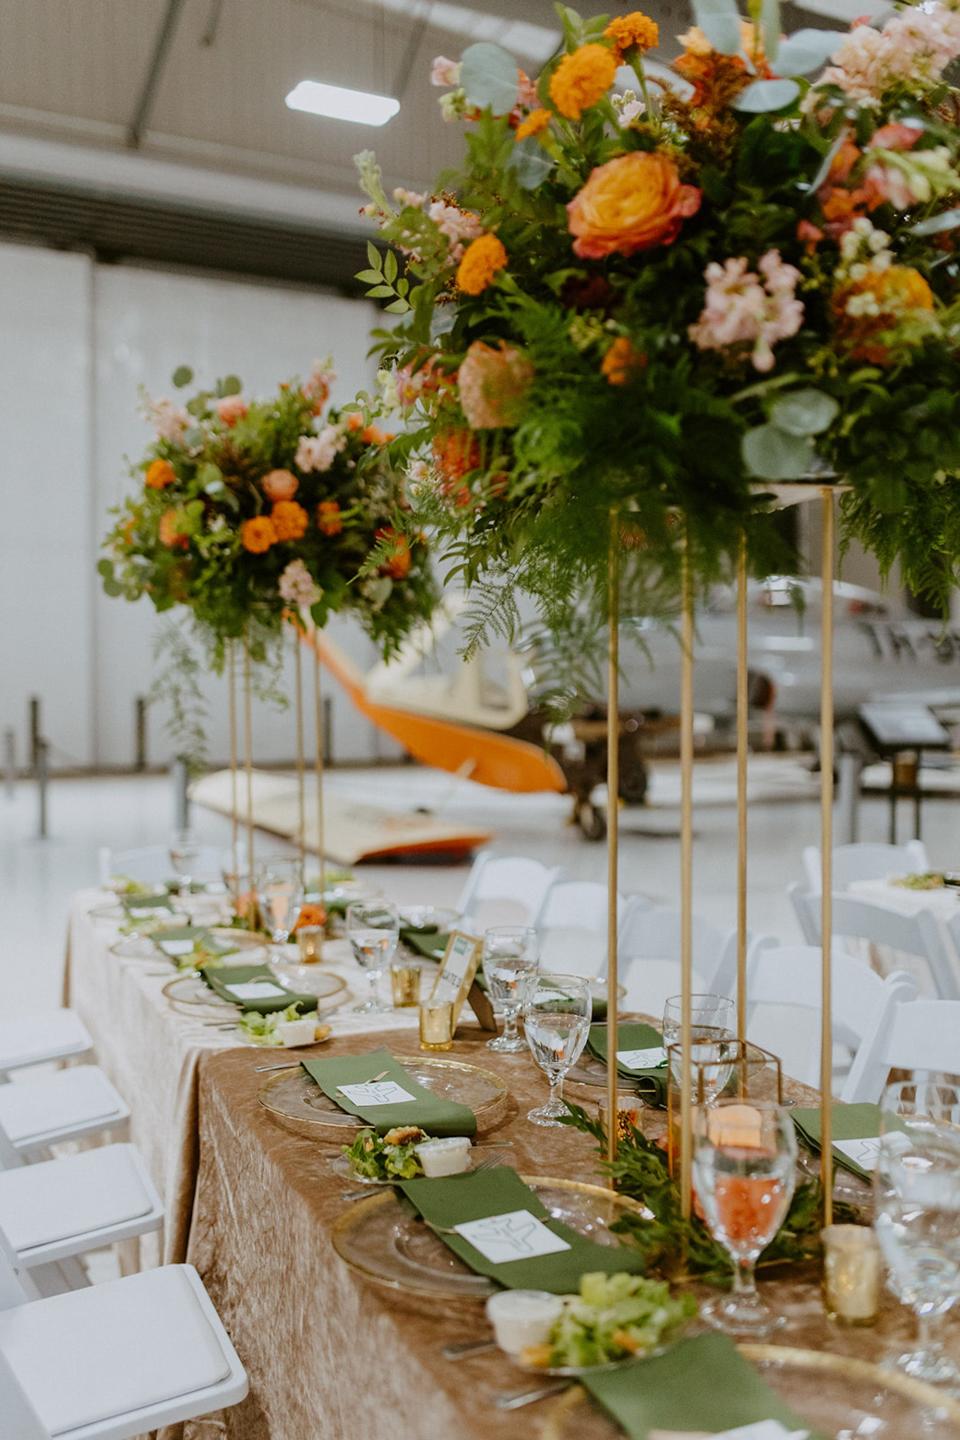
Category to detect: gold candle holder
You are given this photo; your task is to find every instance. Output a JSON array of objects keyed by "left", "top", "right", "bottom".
[
  {"left": 666, "top": 1039, "right": 783, "bottom": 1176},
  {"left": 391, "top": 960, "right": 422, "bottom": 1008},
  {"left": 296, "top": 926, "right": 324, "bottom": 964},
  {"left": 419, "top": 1000, "right": 454, "bottom": 1051},
  {"left": 822, "top": 1225, "right": 881, "bottom": 1325},
  {"left": 598, "top": 1094, "right": 644, "bottom": 1147}
]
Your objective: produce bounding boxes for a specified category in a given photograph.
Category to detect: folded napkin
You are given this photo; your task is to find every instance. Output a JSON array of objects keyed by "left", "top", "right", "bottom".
[
  {"left": 398, "top": 1166, "right": 646, "bottom": 1292},
  {"left": 583, "top": 1332, "right": 823, "bottom": 1440},
  {"left": 302, "top": 1047, "right": 476, "bottom": 1136},
  {"left": 120, "top": 893, "right": 174, "bottom": 914},
  {"left": 792, "top": 1102, "right": 894, "bottom": 1182},
  {"left": 200, "top": 962, "right": 317, "bottom": 1015},
  {"left": 588, "top": 1023, "right": 668, "bottom": 1105},
  {"left": 400, "top": 925, "right": 450, "bottom": 960}
]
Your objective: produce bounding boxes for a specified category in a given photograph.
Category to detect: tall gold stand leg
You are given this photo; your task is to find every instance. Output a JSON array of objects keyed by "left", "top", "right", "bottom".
[
  {"left": 820, "top": 490, "right": 836, "bottom": 1226},
  {"left": 228, "top": 641, "right": 239, "bottom": 882},
  {"left": 293, "top": 626, "right": 306, "bottom": 866},
  {"left": 605, "top": 507, "right": 621, "bottom": 1172},
  {"left": 243, "top": 635, "right": 255, "bottom": 887},
  {"left": 736, "top": 533, "right": 749, "bottom": 1046},
  {"left": 680, "top": 526, "right": 695, "bottom": 1218},
  {"left": 313, "top": 642, "right": 326, "bottom": 896}
]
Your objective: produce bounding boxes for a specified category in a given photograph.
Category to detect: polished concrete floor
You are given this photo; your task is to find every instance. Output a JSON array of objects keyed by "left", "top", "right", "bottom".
[{"left": 4, "top": 755, "right": 957, "bottom": 1016}]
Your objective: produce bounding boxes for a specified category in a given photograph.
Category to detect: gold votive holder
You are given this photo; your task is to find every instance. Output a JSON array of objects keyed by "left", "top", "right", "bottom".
[
  {"left": 296, "top": 927, "right": 324, "bottom": 964},
  {"left": 419, "top": 1000, "right": 454, "bottom": 1051},
  {"left": 666, "top": 1039, "right": 783, "bottom": 1176},
  {"left": 598, "top": 1094, "right": 644, "bottom": 1146},
  {"left": 822, "top": 1225, "right": 881, "bottom": 1326},
  {"left": 391, "top": 960, "right": 422, "bottom": 1008}
]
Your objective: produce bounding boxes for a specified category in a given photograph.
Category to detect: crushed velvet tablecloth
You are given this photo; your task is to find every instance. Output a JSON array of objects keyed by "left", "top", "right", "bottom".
[{"left": 176, "top": 1029, "right": 959, "bottom": 1440}]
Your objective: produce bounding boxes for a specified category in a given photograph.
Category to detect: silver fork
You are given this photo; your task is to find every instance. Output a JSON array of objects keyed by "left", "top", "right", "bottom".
[{"left": 493, "top": 1382, "right": 569, "bottom": 1410}]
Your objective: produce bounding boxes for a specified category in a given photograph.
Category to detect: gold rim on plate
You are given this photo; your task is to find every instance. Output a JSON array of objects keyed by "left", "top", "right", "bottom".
[
  {"left": 331, "top": 1176, "right": 650, "bottom": 1299},
  {"left": 541, "top": 1343, "right": 960, "bottom": 1439}
]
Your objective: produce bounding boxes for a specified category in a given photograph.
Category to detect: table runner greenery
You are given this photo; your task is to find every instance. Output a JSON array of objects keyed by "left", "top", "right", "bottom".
[
  {"left": 301, "top": 1047, "right": 477, "bottom": 1136},
  {"left": 792, "top": 1102, "right": 893, "bottom": 1182},
  {"left": 587, "top": 1023, "right": 667, "bottom": 1104},
  {"left": 398, "top": 1166, "right": 646, "bottom": 1292},
  {"left": 582, "top": 1331, "right": 823, "bottom": 1439},
  {"left": 200, "top": 962, "right": 318, "bottom": 1015}
]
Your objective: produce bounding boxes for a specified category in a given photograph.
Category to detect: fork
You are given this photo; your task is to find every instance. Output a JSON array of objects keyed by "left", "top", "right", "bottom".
[{"left": 493, "top": 1382, "right": 569, "bottom": 1410}]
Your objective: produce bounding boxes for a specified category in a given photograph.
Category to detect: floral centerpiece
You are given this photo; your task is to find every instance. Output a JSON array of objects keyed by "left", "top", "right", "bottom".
[{"left": 357, "top": 0, "right": 960, "bottom": 661}]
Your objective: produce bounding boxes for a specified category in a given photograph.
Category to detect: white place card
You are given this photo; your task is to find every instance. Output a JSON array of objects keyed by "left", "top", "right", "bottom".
[
  {"left": 453, "top": 1209, "right": 571, "bottom": 1264},
  {"left": 226, "top": 980, "right": 290, "bottom": 1001},
  {"left": 617, "top": 1046, "right": 667, "bottom": 1070},
  {"left": 832, "top": 1136, "right": 884, "bottom": 1171},
  {"left": 338, "top": 1080, "right": 416, "bottom": 1107},
  {"left": 712, "top": 1424, "right": 808, "bottom": 1440},
  {"left": 158, "top": 939, "right": 194, "bottom": 956}
]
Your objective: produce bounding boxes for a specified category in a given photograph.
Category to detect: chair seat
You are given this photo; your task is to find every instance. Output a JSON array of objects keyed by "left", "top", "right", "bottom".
[
  {"left": 0, "top": 1265, "right": 235, "bottom": 1436},
  {"left": 0, "top": 1014, "right": 92, "bottom": 1073},
  {"left": 0, "top": 1068, "right": 127, "bottom": 1148},
  {"left": 0, "top": 1145, "right": 158, "bottom": 1257}
]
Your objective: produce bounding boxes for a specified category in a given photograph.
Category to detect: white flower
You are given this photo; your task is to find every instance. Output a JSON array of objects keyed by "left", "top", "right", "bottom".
[
  {"left": 278, "top": 559, "right": 321, "bottom": 609},
  {"left": 295, "top": 425, "right": 346, "bottom": 473}
]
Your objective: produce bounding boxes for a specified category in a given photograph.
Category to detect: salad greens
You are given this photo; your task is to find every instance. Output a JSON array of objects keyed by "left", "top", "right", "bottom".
[
  {"left": 343, "top": 1126, "right": 429, "bottom": 1181},
  {"left": 892, "top": 872, "right": 945, "bottom": 891},
  {"left": 237, "top": 1004, "right": 319, "bottom": 1046},
  {"left": 524, "top": 1273, "right": 696, "bottom": 1371}
]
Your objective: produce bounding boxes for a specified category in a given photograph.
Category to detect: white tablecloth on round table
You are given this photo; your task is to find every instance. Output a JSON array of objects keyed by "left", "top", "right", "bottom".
[{"left": 848, "top": 877, "right": 960, "bottom": 994}]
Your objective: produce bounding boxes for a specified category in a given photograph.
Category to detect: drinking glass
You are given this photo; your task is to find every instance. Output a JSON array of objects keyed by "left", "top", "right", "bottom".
[
  {"left": 169, "top": 829, "right": 201, "bottom": 904},
  {"left": 221, "top": 844, "right": 252, "bottom": 900},
  {"left": 256, "top": 858, "right": 304, "bottom": 965},
  {"left": 524, "top": 974, "right": 592, "bottom": 1127},
  {"left": 663, "top": 994, "right": 736, "bottom": 1103},
  {"left": 693, "top": 1098, "right": 797, "bottom": 1336},
  {"left": 482, "top": 927, "right": 540, "bottom": 1053},
  {"left": 347, "top": 900, "right": 399, "bottom": 1014},
  {"left": 874, "top": 1080, "right": 960, "bottom": 1384}
]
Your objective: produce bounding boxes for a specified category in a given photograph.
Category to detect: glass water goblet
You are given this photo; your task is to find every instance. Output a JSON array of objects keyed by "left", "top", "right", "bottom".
[
  {"left": 256, "top": 858, "right": 304, "bottom": 966},
  {"left": 874, "top": 1080, "right": 960, "bottom": 1384},
  {"left": 347, "top": 900, "right": 399, "bottom": 1014},
  {"left": 692, "top": 1097, "right": 797, "bottom": 1336},
  {"left": 169, "top": 828, "right": 201, "bottom": 905},
  {"left": 524, "top": 974, "right": 592, "bottom": 1127},
  {"left": 482, "top": 926, "right": 540, "bottom": 1053},
  {"left": 664, "top": 993, "right": 736, "bottom": 1102}
]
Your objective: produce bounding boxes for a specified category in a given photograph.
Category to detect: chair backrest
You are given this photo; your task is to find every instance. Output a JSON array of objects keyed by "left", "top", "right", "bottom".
[
  {"left": 536, "top": 883, "right": 627, "bottom": 979},
  {"left": 787, "top": 882, "right": 820, "bottom": 945},
  {"left": 742, "top": 938, "right": 915, "bottom": 1082},
  {"left": 843, "top": 998, "right": 960, "bottom": 1103},
  {"left": 0, "top": 1113, "right": 23, "bottom": 1171},
  {"left": 618, "top": 905, "right": 734, "bottom": 990},
  {"left": 0, "top": 1349, "right": 49, "bottom": 1440},
  {"left": 794, "top": 891, "right": 957, "bottom": 1000},
  {"left": 98, "top": 844, "right": 224, "bottom": 887},
  {"left": 457, "top": 851, "right": 561, "bottom": 929},
  {"left": 802, "top": 840, "right": 929, "bottom": 893},
  {"left": 0, "top": 1224, "right": 30, "bottom": 1311}
]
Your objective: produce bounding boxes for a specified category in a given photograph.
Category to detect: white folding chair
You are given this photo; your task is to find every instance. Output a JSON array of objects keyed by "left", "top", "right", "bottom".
[
  {"left": 787, "top": 882, "right": 819, "bottom": 946},
  {"left": 98, "top": 844, "right": 223, "bottom": 888},
  {"left": 791, "top": 890, "right": 958, "bottom": 1000},
  {"left": 745, "top": 943, "right": 917, "bottom": 1093},
  {"left": 0, "top": 1226, "right": 247, "bottom": 1440},
  {"left": 0, "top": 1014, "right": 93, "bottom": 1081},
  {"left": 619, "top": 905, "right": 739, "bottom": 1019},
  {"left": 0, "top": 1068, "right": 129, "bottom": 1160},
  {"left": 457, "top": 850, "right": 562, "bottom": 930},
  {"left": 801, "top": 840, "right": 929, "bottom": 893},
  {"left": 844, "top": 999, "right": 960, "bottom": 1103},
  {"left": 535, "top": 882, "right": 629, "bottom": 978}
]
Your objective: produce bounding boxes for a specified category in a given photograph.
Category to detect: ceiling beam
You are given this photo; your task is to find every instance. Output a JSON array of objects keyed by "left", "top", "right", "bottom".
[{"left": 127, "top": 0, "right": 189, "bottom": 149}]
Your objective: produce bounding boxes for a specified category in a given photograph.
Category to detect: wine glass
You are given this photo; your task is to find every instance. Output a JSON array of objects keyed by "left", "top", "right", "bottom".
[
  {"left": 523, "top": 974, "right": 592, "bottom": 1127},
  {"left": 692, "top": 1097, "right": 797, "bottom": 1336},
  {"left": 482, "top": 927, "right": 540, "bottom": 1053},
  {"left": 347, "top": 900, "right": 399, "bottom": 1014},
  {"left": 221, "top": 843, "right": 252, "bottom": 900},
  {"left": 663, "top": 994, "right": 736, "bottom": 1102},
  {"left": 169, "top": 829, "right": 201, "bottom": 905},
  {"left": 874, "top": 1080, "right": 960, "bottom": 1384},
  {"left": 256, "top": 858, "right": 304, "bottom": 965}
]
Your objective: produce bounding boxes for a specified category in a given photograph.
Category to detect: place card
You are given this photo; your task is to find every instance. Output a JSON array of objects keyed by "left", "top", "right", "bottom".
[
  {"left": 617, "top": 1046, "right": 667, "bottom": 1070},
  {"left": 427, "top": 930, "right": 483, "bottom": 1027},
  {"left": 337, "top": 1080, "right": 416, "bottom": 1107},
  {"left": 650, "top": 1426, "right": 808, "bottom": 1440},
  {"left": 453, "top": 1209, "right": 571, "bottom": 1265},
  {"left": 225, "top": 980, "right": 291, "bottom": 1001}
]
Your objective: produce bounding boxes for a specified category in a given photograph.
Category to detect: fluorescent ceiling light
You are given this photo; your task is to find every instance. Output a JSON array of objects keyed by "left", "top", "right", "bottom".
[{"left": 285, "top": 80, "right": 400, "bottom": 126}]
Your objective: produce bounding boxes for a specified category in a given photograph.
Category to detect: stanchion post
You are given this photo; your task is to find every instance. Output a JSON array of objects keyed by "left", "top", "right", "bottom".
[
  {"left": 243, "top": 635, "right": 255, "bottom": 885},
  {"left": 820, "top": 489, "right": 836, "bottom": 1225},
  {"left": 605, "top": 507, "right": 621, "bottom": 1172},
  {"left": 228, "top": 642, "right": 239, "bottom": 881},
  {"left": 736, "top": 532, "right": 748, "bottom": 1046},
  {"left": 679, "top": 525, "right": 695, "bottom": 1218},
  {"left": 313, "top": 642, "right": 327, "bottom": 895},
  {"left": 293, "top": 625, "right": 306, "bottom": 865}
]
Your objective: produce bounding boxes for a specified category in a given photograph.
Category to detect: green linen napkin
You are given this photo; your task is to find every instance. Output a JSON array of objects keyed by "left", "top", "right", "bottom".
[
  {"left": 302, "top": 1047, "right": 476, "bottom": 1137},
  {"left": 400, "top": 925, "right": 450, "bottom": 960},
  {"left": 200, "top": 962, "right": 317, "bottom": 1015},
  {"left": 583, "top": 1332, "right": 823, "bottom": 1439},
  {"left": 120, "top": 893, "right": 174, "bottom": 914},
  {"left": 792, "top": 1102, "right": 893, "bottom": 1182},
  {"left": 588, "top": 1023, "right": 668, "bottom": 1105},
  {"left": 398, "top": 1166, "right": 646, "bottom": 1292}
]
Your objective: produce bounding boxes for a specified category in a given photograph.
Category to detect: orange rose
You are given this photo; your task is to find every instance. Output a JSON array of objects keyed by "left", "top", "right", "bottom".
[
  {"left": 241, "top": 516, "right": 277, "bottom": 553},
  {"left": 604, "top": 12, "right": 659, "bottom": 62},
  {"left": 601, "top": 337, "right": 647, "bottom": 385},
  {"left": 159, "top": 508, "right": 189, "bottom": 549},
  {"left": 293, "top": 903, "right": 327, "bottom": 931},
  {"left": 515, "top": 108, "right": 551, "bottom": 142},
  {"left": 549, "top": 44, "right": 617, "bottom": 120},
  {"left": 567, "top": 151, "right": 701, "bottom": 260},
  {"left": 262, "top": 468, "right": 299, "bottom": 501},
  {"left": 317, "top": 500, "right": 343, "bottom": 536},
  {"left": 377, "top": 528, "right": 412, "bottom": 580},
  {"left": 271, "top": 500, "right": 309, "bottom": 541},
  {"left": 456, "top": 234, "right": 508, "bottom": 296},
  {"left": 145, "top": 459, "right": 176, "bottom": 490}
]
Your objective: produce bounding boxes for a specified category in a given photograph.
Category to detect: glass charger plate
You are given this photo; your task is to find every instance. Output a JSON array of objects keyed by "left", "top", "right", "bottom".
[
  {"left": 330, "top": 1149, "right": 487, "bottom": 1186},
  {"left": 541, "top": 1344, "right": 960, "bottom": 1439},
  {"left": 163, "top": 969, "right": 347, "bottom": 1016},
  {"left": 258, "top": 1053, "right": 510, "bottom": 1141},
  {"left": 332, "top": 1176, "right": 649, "bottom": 1300}
]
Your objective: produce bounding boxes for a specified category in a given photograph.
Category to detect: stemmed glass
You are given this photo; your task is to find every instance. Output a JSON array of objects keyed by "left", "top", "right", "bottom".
[
  {"left": 692, "top": 1097, "right": 797, "bottom": 1336},
  {"left": 874, "top": 1080, "right": 960, "bottom": 1384},
  {"left": 256, "top": 858, "right": 304, "bottom": 966},
  {"left": 482, "top": 927, "right": 540, "bottom": 1053},
  {"left": 664, "top": 994, "right": 736, "bottom": 1103},
  {"left": 347, "top": 900, "right": 399, "bottom": 1014},
  {"left": 169, "top": 829, "right": 202, "bottom": 906},
  {"left": 524, "top": 974, "right": 592, "bottom": 1127}
]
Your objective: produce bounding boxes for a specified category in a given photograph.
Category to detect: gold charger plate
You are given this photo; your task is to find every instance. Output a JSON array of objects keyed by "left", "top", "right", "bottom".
[
  {"left": 332, "top": 1176, "right": 649, "bottom": 1300},
  {"left": 259, "top": 1052, "right": 509, "bottom": 1141},
  {"left": 542, "top": 1343, "right": 960, "bottom": 1439},
  {"left": 163, "top": 969, "right": 347, "bottom": 1018}
]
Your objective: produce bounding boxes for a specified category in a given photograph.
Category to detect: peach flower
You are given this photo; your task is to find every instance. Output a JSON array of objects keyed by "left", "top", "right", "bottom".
[
  {"left": 567, "top": 151, "right": 701, "bottom": 259},
  {"left": 262, "top": 468, "right": 299, "bottom": 502},
  {"left": 215, "top": 395, "right": 248, "bottom": 427},
  {"left": 458, "top": 341, "right": 533, "bottom": 429},
  {"left": 145, "top": 459, "right": 176, "bottom": 490}
]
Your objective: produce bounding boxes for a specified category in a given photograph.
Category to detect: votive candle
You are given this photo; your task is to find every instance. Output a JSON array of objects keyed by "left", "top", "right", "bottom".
[
  {"left": 822, "top": 1224, "right": 881, "bottom": 1325},
  {"left": 391, "top": 961, "right": 422, "bottom": 1008},
  {"left": 296, "top": 926, "right": 324, "bottom": 964},
  {"left": 419, "top": 1000, "right": 454, "bottom": 1051}
]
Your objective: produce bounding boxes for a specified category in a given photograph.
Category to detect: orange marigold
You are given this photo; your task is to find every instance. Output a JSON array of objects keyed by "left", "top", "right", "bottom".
[
  {"left": 548, "top": 43, "right": 617, "bottom": 120},
  {"left": 601, "top": 337, "right": 647, "bottom": 385},
  {"left": 456, "top": 233, "right": 508, "bottom": 296},
  {"left": 361, "top": 424, "right": 391, "bottom": 444},
  {"left": 317, "top": 500, "right": 343, "bottom": 536},
  {"left": 834, "top": 265, "right": 934, "bottom": 364},
  {"left": 432, "top": 428, "right": 482, "bottom": 481},
  {"left": 515, "top": 107, "right": 551, "bottom": 142},
  {"left": 271, "top": 500, "right": 309, "bottom": 541},
  {"left": 376, "top": 528, "right": 412, "bottom": 580},
  {"left": 241, "top": 516, "right": 277, "bottom": 554},
  {"left": 145, "top": 458, "right": 176, "bottom": 490},
  {"left": 345, "top": 412, "right": 364, "bottom": 432},
  {"left": 604, "top": 12, "right": 659, "bottom": 62},
  {"left": 158, "top": 508, "right": 189, "bottom": 549}
]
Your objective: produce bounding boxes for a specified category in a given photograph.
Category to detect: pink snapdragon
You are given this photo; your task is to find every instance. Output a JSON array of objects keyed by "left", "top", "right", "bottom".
[
  {"left": 147, "top": 396, "right": 189, "bottom": 443},
  {"left": 431, "top": 56, "right": 461, "bottom": 87},
  {"left": 278, "top": 559, "right": 321, "bottom": 609},
  {"left": 295, "top": 424, "right": 347, "bottom": 473},
  {"left": 689, "top": 251, "right": 804, "bottom": 373},
  {"left": 215, "top": 395, "right": 247, "bottom": 427},
  {"left": 302, "top": 358, "right": 336, "bottom": 407},
  {"left": 427, "top": 200, "right": 483, "bottom": 260},
  {"left": 815, "top": 3, "right": 960, "bottom": 104}
]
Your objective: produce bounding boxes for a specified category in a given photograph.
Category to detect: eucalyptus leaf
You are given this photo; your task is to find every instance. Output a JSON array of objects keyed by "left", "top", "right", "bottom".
[
  {"left": 759, "top": 0, "right": 781, "bottom": 66},
  {"left": 742, "top": 423, "right": 815, "bottom": 479},
  {"left": 770, "top": 388, "right": 840, "bottom": 436},
  {"left": 103, "top": 578, "right": 123, "bottom": 598},
  {"left": 910, "top": 207, "right": 960, "bottom": 236},
  {"left": 732, "top": 77, "right": 800, "bottom": 112},
  {"left": 460, "top": 41, "right": 519, "bottom": 114},
  {"left": 508, "top": 135, "right": 556, "bottom": 189},
  {"left": 773, "top": 28, "right": 841, "bottom": 76},
  {"left": 171, "top": 365, "right": 193, "bottom": 389},
  {"left": 219, "top": 375, "right": 242, "bottom": 397},
  {"left": 691, "top": 0, "right": 742, "bottom": 55},
  {"left": 97, "top": 558, "right": 114, "bottom": 578}
]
